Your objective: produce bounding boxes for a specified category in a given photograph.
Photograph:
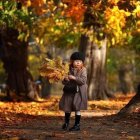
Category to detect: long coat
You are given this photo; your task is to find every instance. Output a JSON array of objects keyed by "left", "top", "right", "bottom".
[{"left": 59, "top": 67, "right": 88, "bottom": 112}]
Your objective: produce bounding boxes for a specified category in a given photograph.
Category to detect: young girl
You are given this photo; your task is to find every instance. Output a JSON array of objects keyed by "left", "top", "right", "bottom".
[{"left": 59, "top": 52, "right": 88, "bottom": 131}]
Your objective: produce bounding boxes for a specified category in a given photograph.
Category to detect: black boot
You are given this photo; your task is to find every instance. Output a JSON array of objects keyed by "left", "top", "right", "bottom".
[
  {"left": 62, "top": 112, "right": 70, "bottom": 130},
  {"left": 69, "top": 115, "right": 81, "bottom": 131}
]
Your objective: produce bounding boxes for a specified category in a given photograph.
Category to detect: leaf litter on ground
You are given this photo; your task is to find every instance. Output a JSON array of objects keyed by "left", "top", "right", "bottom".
[{"left": 0, "top": 93, "right": 139, "bottom": 140}]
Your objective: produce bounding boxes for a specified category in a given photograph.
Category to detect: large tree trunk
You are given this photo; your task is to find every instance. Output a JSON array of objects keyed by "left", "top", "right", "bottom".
[
  {"left": 0, "top": 28, "right": 39, "bottom": 101},
  {"left": 79, "top": 5, "right": 114, "bottom": 100},
  {"left": 79, "top": 36, "right": 113, "bottom": 100},
  {"left": 117, "top": 84, "right": 140, "bottom": 116}
]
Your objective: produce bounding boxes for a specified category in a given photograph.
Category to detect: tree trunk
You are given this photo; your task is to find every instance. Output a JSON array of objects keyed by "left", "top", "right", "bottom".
[
  {"left": 36, "top": 76, "right": 51, "bottom": 99},
  {"left": 118, "top": 64, "right": 134, "bottom": 94},
  {"left": 117, "top": 84, "right": 140, "bottom": 116},
  {"left": 0, "top": 28, "right": 39, "bottom": 101},
  {"left": 79, "top": 5, "right": 114, "bottom": 100},
  {"left": 79, "top": 35, "right": 113, "bottom": 100}
]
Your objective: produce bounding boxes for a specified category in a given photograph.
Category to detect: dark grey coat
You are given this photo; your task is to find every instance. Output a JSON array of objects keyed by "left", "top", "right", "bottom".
[{"left": 59, "top": 67, "right": 88, "bottom": 112}]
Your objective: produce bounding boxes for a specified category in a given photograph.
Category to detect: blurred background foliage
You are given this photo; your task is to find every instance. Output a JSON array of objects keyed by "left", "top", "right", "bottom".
[
  {"left": 0, "top": 0, "right": 140, "bottom": 96},
  {"left": 1, "top": 46, "right": 140, "bottom": 95}
]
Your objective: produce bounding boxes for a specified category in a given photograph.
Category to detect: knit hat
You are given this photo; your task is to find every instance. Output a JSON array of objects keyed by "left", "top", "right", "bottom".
[{"left": 70, "top": 52, "right": 85, "bottom": 62}]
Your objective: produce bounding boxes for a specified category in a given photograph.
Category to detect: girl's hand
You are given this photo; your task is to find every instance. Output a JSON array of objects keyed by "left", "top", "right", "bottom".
[
  {"left": 68, "top": 75, "right": 76, "bottom": 80},
  {"left": 64, "top": 76, "right": 69, "bottom": 81}
]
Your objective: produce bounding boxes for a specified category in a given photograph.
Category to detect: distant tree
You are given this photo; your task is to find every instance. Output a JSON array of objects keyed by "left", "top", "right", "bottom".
[
  {"left": 0, "top": 28, "right": 30, "bottom": 98},
  {"left": 1, "top": 0, "right": 140, "bottom": 109},
  {"left": 0, "top": 0, "right": 82, "bottom": 100},
  {"left": 0, "top": 0, "right": 46, "bottom": 100}
]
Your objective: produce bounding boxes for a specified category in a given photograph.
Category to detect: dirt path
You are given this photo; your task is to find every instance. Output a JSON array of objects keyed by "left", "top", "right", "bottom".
[
  {"left": 0, "top": 95, "right": 140, "bottom": 140},
  {"left": 0, "top": 110, "right": 140, "bottom": 140}
]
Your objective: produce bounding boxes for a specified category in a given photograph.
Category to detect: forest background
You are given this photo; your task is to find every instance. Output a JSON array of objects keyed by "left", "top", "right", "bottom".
[
  {"left": 0, "top": 0, "right": 140, "bottom": 139},
  {"left": 0, "top": 0, "right": 140, "bottom": 97}
]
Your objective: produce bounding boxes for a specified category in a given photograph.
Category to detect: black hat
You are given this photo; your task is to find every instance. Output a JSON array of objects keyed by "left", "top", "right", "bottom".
[{"left": 70, "top": 52, "right": 85, "bottom": 62}]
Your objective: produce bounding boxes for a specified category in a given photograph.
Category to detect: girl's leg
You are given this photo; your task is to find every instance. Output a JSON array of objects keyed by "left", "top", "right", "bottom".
[
  {"left": 75, "top": 111, "right": 81, "bottom": 115},
  {"left": 62, "top": 112, "right": 71, "bottom": 130},
  {"left": 69, "top": 111, "right": 81, "bottom": 131}
]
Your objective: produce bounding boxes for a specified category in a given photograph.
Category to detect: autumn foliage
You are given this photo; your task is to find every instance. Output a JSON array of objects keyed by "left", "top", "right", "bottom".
[
  {"left": 0, "top": 93, "right": 139, "bottom": 139},
  {"left": 62, "top": 0, "right": 86, "bottom": 22},
  {"left": 104, "top": 6, "right": 130, "bottom": 33},
  {"left": 3, "top": 0, "right": 138, "bottom": 45},
  {"left": 17, "top": 0, "right": 46, "bottom": 15},
  {"left": 39, "top": 57, "right": 69, "bottom": 83}
]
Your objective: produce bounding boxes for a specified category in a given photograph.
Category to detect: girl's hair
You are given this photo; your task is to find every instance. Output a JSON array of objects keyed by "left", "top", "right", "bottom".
[{"left": 69, "top": 60, "right": 74, "bottom": 70}]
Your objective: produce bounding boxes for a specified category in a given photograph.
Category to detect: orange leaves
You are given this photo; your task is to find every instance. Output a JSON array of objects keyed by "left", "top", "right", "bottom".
[
  {"left": 0, "top": 97, "right": 60, "bottom": 118},
  {"left": 30, "top": 0, "right": 47, "bottom": 15},
  {"left": 17, "top": 0, "right": 31, "bottom": 7},
  {"left": 0, "top": 94, "right": 139, "bottom": 139},
  {"left": 92, "top": 0, "right": 102, "bottom": 11},
  {"left": 88, "top": 93, "right": 135, "bottom": 111},
  {"left": 17, "top": 0, "right": 46, "bottom": 15},
  {"left": 136, "top": 20, "right": 140, "bottom": 27},
  {"left": 66, "top": 5, "right": 86, "bottom": 22},
  {"left": 17, "top": 0, "right": 46, "bottom": 7},
  {"left": 107, "top": 0, "right": 121, "bottom": 6},
  {"left": 30, "top": 0, "right": 46, "bottom": 7},
  {"left": 63, "top": 0, "right": 83, "bottom": 6},
  {"left": 39, "top": 57, "right": 69, "bottom": 83},
  {"left": 62, "top": 0, "right": 86, "bottom": 22}
]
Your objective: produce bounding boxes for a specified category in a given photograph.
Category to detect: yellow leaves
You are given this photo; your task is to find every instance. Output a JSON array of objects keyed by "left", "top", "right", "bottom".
[
  {"left": 125, "top": 11, "right": 131, "bottom": 17},
  {"left": 17, "top": 0, "right": 31, "bottom": 7},
  {"left": 33, "top": 17, "right": 65, "bottom": 45},
  {"left": 17, "top": 0, "right": 47, "bottom": 15},
  {"left": 18, "top": 0, "right": 46, "bottom": 7},
  {"left": 17, "top": 31, "right": 30, "bottom": 41},
  {"left": 14, "top": 20, "right": 30, "bottom": 41},
  {"left": 0, "top": 102, "right": 4, "bottom": 106},
  {"left": 31, "top": 0, "right": 47, "bottom": 15},
  {"left": 136, "top": 20, "right": 140, "bottom": 27},
  {"left": 0, "top": 5, "right": 3, "bottom": 10},
  {"left": 104, "top": 6, "right": 130, "bottom": 29},
  {"left": 133, "top": 2, "right": 140, "bottom": 18},
  {"left": 104, "top": 6, "right": 131, "bottom": 43},
  {"left": 39, "top": 57, "right": 69, "bottom": 83}
]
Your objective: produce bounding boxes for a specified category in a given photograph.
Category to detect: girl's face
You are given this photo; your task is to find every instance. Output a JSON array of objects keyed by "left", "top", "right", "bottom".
[{"left": 73, "top": 60, "right": 83, "bottom": 69}]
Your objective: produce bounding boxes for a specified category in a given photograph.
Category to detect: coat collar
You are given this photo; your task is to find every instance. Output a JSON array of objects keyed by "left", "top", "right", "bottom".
[{"left": 73, "top": 67, "right": 85, "bottom": 76}]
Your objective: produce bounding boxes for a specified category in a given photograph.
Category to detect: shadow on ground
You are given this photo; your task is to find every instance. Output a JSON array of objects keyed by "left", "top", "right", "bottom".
[{"left": 0, "top": 111, "right": 140, "bottom": 140}]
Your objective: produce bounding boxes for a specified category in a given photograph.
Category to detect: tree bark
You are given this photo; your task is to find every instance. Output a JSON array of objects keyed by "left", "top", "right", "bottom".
[
  {"left": 117, "top": 84, "right": 140, "bottom": 116},
  {"left": 79, "top": 35, "right": 113, "bottom": 100},
  {"left": 79, "top": 6, "right": 114, "bottom": 100},
  {"left": 0, "top": 28, "right": 39, "bottom": 100}
]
